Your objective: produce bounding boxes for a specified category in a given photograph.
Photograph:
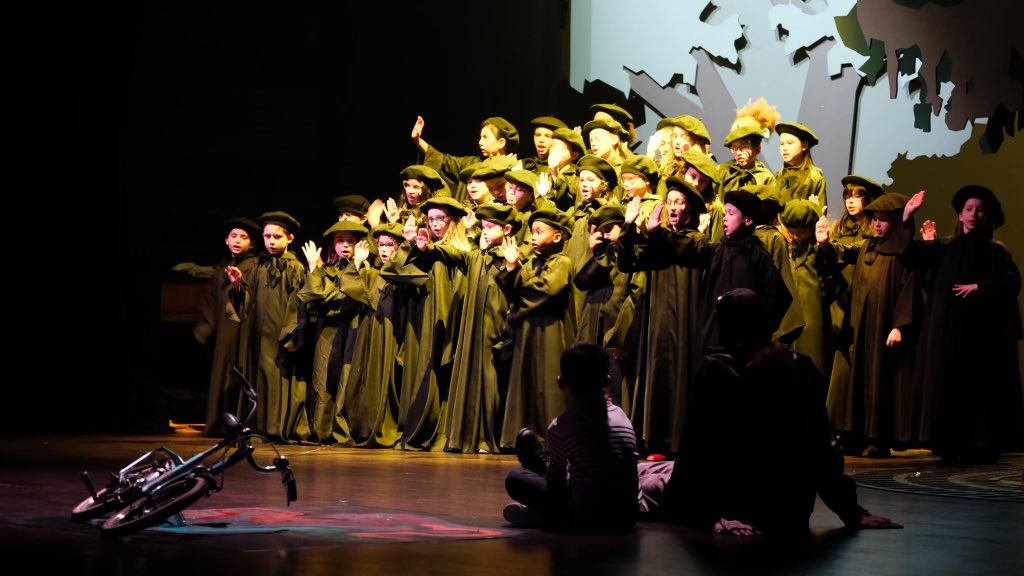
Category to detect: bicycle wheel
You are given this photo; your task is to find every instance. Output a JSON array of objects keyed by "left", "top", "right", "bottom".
[
  {"left": 100, "top": 475, "right": 211, "bottom": 538},
  {"left": 72, "top": 487, "right": 125, "bottom": 522}
]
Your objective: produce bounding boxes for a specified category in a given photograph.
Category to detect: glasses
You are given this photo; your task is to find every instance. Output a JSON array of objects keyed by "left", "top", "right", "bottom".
[
  {"left": 729, "top": 144, "right": 753, "bottom": 153},
  {"left": 427, "top": 215, "right": 451, "bottom": 224},
  {"left": 665, "top": 200, "right": 687, "bottom": 207}
]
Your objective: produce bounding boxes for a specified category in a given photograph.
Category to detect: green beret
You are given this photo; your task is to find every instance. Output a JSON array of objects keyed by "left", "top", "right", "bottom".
[
  {"left": 723, "top": 123, "right": 766, "bottom": 147},
  {"left": 588, "top": 204, "right": 626, "bottom": 230},
  {"left": 505, "top": 170, "right": 539, "bottom": 195},
  {"left": 372, "top": 223, "right": 405, "bottom": 241},
  {"left": 331, "top": 194, "right": 370, "bottom": 217},
  {"left": 952, "top": 185, "right": 1004, "bottom": 228},
  {"left": 681, "top": 150, "right": 721, "bottom": 185},
  {"left": 400, "top": 165, "right": 445, "bottom": 191},
  {"left": 582, "top": 117, "right": 626, "bottom": 145},
  {"left": 258, "top": 211, "right": 300, "bottom": 233},
  {"left": 420, "top": 196, "right": 468, "bottom": 219},
  {"left": 529, "top": 207, "right": 572, "bottom": 236},
  {"left": 780, "top": 199, "right": 822, "bottom": 229},
  {"left": 620, "top": 155, "right": 661, "bottom": 187},
  {"left": 775, "top": 122, "right": 819, "bottom": 147},
  {"left": 460, "top": 159, "right": 508, "bottom": 183},
  {"left": 475, "top": 203, "right": 522, "bottom": 232},
  {"left": 864, "top": 193, "right": 909, "bottom": 213},
  {"left": 678, "top": 115, "right": 711, "bottom": 143},
  {"left": 531, "top": 116, "right": 567, "bottom": 130},
  {"left": 747, "top": 184, "right": 790, "bottom": 213},
  {"left": 576, "top": 154, "right": 618, "bottom": 189},
  {"left": 723, "top": 190, "right": 762, "bottom": 221},
  {"left": 322, "top": 220, "right": 368, "bottom": 239},
  {"left": 590, "top": 103, "right": 634, "bottom": 126},
  {"left": 483, "top": 117, "right": 519, "bottom": 151},
  {"left": 552, "top": 127, "right": 586, "bottom": 157},
  {"left": 223, "top": 217, "right": 260, "bottom": 238},
  {"left": 841, "top": 175, "right": 884, "bottom": 200},
  {"left": 664, "top": 176, "right": 708, "bottom": 216}
]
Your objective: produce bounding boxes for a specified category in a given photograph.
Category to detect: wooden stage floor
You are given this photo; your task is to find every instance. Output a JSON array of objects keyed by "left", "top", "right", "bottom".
[{"left": 1, "top": 432, "right": 1021, "bottom": 576}]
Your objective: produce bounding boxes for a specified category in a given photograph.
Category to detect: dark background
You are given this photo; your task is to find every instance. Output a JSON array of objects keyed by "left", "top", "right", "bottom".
[{"left": 55, "top": 1, "right": 598, "bottom": 432}]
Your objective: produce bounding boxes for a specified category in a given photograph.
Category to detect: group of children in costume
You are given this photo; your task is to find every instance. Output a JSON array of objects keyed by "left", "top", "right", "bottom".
[{"left": 193, "top": 100, "right": 1021, "bottom": 480}]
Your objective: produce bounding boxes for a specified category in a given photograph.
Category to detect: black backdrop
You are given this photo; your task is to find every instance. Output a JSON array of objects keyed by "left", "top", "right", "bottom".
[{"left": 58, "top": 1, "right": 578, "bottom": 432}]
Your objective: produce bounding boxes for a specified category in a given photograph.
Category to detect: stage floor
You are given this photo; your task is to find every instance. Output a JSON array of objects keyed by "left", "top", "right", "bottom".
[{"left": 2, "top": 433, "right": 1021, "bottom": 576}]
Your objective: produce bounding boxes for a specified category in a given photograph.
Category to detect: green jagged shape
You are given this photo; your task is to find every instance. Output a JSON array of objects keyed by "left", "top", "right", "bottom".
[{"left": 834, "top": 4, "right": 869, "bottom": 55}]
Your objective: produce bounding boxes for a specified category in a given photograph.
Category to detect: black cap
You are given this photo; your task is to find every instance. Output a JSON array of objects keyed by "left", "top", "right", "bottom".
[
  {"left": 952, "top": 185, "right": 1004, "bottom": 228},
  {"left": 576, "top": 154, "right": 618, "bottom": 189},
  {"left": 223, "top": 217, "right": 260, "bottom": 238},
  {"left": 775, "top": 122, "right": 819, "bottom": 147},
  {"left": 475, "top": 203, "right": 522, "bottom": 232},
  {"left": 483, "top": 117, "right": 519, "bottom": 152},
  {"left": 505, "top": 170, "right": 540, "bottom": 195},
  {"left": 529, "top": 207, "right": 572, "bottom": 236},
  {"left": 864, "top": 193, "right": 909, "bottom": 213},
  {"left": 723, "top": 123, "right": 766, "bottom": 147},
  {"left": 322, "top": 220, "right": 368, "bottom": 239},
  {"left": 723, "top": 190, "right": 762, "bottom": 221},
  {"left": 682, "top": 150, "right": 721, "bottom": 186},
  {"left": 331, "top": 194, "right": 370, "bottom": 217},
  {"left": 748, "top": 184, "right": 790, "bottom": 220},
  {"left": 588, "top": 204, "right": 626, "bottom": 230},
  {"left": 257, "top": 211, "right": 301, "bottom": 233},
  {"left": 841, "top": 175, "right": 884, "bottom": 200},
  {"left": 715, "top": 288, "right": 772, "bottom": 347},
  {"left": 664, "top": 176, "right": 708, "bottom": 217},
  {"left": 590, "top": 103, "right": 634, "bottom": 127},
  {"left": 581, "top": 117, "right": 626, "bottom": 145}
]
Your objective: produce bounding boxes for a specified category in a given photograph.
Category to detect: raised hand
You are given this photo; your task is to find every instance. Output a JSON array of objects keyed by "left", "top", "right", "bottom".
[
  {"left": 904, "top": 190, "right": 925, "bottom": 221},
  {"left": 225, "top": 265, "right": 242, "bottom": 285},
  {"left": 416, "top": 228, "right": 430, "bottom": 251},
  {"left": 815, "top": 214, "right": 831, "bottom": 244},
  {"left": 354, "top": 240, "right": 370, "bottom": 268},
  {"left": 501, "top": 236, "right": 520, "bottom": 269},
  {"left": 385, "top": 198, "right": 401, "bottom": 223},
  {"left": 301, "top": 240, "right": 322, "bottom": 272},
  {"left": 920, "top": 219, "right": 936, "bottom": 241},
  {"left": 403, "top": 215, "right": 418, "bottom": 243},
  {"left": 536, "top": 172, "right": 551, "bottom": 198},
  {"left": 462, "top": 210, "right": 478, "bottom": 231},
  {"left": 588, "top": 224, "right": 603, "bottom": 250},
  {"left": 411, "top": 115, "right": 425, "bottom": 140},
  {"left": 366, "top": 199, "right": 386, "bottom": 228},
  {"left": 624, "top": 196, "right": 642, "bottom": 225},
  {"left": 647, "top": 202, "right": 664, "bottom": 231},
  {"left": 645, "top": 129, "right": 663, "bottom": 159}
]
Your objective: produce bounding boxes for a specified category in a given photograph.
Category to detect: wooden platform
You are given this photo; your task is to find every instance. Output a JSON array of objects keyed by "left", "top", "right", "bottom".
[{"left": 1, "top": 434, "right": 1021, "bottom": 576}]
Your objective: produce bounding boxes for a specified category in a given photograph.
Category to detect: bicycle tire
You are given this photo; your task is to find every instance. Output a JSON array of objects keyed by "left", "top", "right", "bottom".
[
  {"left": 100, "top": 475, "right": 211, "bottom": 538},
  {"left": 72, "top": 487, "right": 124, "bottom": 522}
]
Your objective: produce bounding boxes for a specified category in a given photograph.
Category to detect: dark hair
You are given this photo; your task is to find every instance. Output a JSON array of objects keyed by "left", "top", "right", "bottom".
[
  {"left": 715, "top": 289, "right": 772, "bottom": 350},
  {"left": 559, "top": 342, "right": 610, "bottom": 396}
]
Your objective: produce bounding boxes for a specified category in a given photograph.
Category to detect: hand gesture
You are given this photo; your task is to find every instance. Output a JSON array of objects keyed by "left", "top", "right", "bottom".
[
  {"left": 645, "top": 129, "right": 663, "bottom": 159},
  {"left": 952, "top": 283, "right": 978, "bottom": 298},
  {"left": 500, "top": 236, "right": 520, "bottom": 269},
  {"left": 624, "top": 196, "right": 642, "bottom": 225},
  {"left": 904, "top": 190, "right": 925, "bottom": 222},
  {"left": 815, "top": 214, "right": 831, "bottom": 244},
  {"left": 366, "top": 199, "right": 386, "bottom": 228},
  {"left": 301, "top": 240, "right": 322, "bottom": 272},
  {"left": 920, "top": 219, "right": 936, "bottom": 241},
  {"left": 416, "top": 228, "right": 430, "bottom": 251},
  {"left": 225, "top": 265, "right": 242, "bottom": 285},
  {"left": 403, "top": 215, "right": 417, "bottom": 243},
  {"left": 856, "top": 514, "right": 903, "bottom": 530},
  {"left": 698, "top": 212, "right": 710, "bottom": 233},
  {"left": 411, "top": 115, "right": 425, "bottom": 140},
  {"left": 536, "top": 172, "right": 551, "bottom": 198},
  {"left": 354, "top": 240, "right": 370, "bottom": 268},
  {"left": 714, "top": 518, "right": 760, "bottom": 537},
  {"left": 647, "top": 202, "right": 664, "bottom": 232},
  {"left": 808, "top": 193, "right": 820, "bottom": 207},
  {"left": 385, "top": 198, "right": 401, "bottom": 223},
  {"left": 462, "top": 210, "right": 478, "bottom": 231},
  {"left": 547, "top": 146, "right": 567, "bottom": 170},
  {"left": 588, "top": 224, "right": 603, "bottom": 250},
  {"left": 886, "top": 327, "right": 902, "bottom": 347}
]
